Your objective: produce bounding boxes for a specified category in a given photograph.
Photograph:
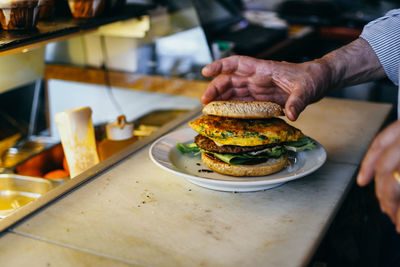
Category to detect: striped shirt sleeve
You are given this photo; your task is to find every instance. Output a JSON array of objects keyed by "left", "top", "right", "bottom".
[{"left": 360, "top": 9, "right": 400, "bottom": 86}]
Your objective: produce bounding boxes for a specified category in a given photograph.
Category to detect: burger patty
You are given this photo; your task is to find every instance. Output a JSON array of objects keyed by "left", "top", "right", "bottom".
[{"left": 195, "top": 134, "right": 271, "bottom": 154}]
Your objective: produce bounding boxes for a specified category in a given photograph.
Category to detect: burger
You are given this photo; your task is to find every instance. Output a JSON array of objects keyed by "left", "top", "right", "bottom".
[{"left": 177, "top": 101, "right": 316, "bottom": 177}]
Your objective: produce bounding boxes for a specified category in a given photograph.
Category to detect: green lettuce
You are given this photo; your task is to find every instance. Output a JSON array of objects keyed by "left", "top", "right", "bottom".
[
  {"left": 176, "top": 137, "right": 316, "bottom": 165},
  {"left": 283, "top": 137, "right": 317, "bottom": 152},
  {"left": 176, "top": 142, "right": 200, "bottom": 154},
  {"left": 176, "top": 143, "right": 285, "bottom": 165},
  {"left": 208, "top": 147, "right": 285, "bottom": 165}
]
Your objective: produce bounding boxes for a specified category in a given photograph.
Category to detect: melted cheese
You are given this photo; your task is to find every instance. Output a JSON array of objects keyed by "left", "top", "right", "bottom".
[{"left": 189, "top": 115, "right": 304, "bottom": 146}]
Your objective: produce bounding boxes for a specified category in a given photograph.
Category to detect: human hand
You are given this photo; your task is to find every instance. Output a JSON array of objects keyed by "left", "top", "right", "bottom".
[
  {"left": 201, "top": 55, "right": 330, "bottom": 121},
  {"left": 357, "top": 120, "right": 400, "bottom": 232}
]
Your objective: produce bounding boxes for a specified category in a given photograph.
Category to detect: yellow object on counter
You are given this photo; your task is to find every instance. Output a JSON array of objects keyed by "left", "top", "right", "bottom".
[{"left": 55, "top": 107, "right": 99, "bottom": 178}]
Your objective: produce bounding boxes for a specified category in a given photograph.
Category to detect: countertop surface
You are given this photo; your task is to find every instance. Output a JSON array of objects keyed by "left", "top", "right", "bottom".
[{"left": 0, "top": 97, "right": 392, "bottom": 267}]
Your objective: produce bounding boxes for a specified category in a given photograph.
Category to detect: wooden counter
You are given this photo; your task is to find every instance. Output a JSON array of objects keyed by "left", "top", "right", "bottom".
[{"left": 0, "top": 97, "right": 392, "bottom": 266}]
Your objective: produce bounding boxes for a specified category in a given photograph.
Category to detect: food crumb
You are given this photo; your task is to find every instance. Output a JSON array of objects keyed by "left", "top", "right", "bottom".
[
  {"left": 80, "top": 211, "right": 84, "bottom": 214},
  {"left": 188, "top": 189, "right": 192, "bottom": 191},
  {"left": 65, "top": 228, "right": 70, "bottom": 232},
  {"left": 136, "top": 181, "right": 139, "bottom": 183}
]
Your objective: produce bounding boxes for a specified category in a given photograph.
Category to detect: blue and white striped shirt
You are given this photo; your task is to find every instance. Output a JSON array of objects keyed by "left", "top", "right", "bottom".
[
  {"left": 360, "top": 8, "right": 400, "bottom": 117},
  {"left": 360, "top": 9, "right": 400, "bottom": 86}
]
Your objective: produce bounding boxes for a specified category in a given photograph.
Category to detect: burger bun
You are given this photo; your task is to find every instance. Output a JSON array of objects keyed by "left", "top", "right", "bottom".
[
  {"left": 201, "top": 152, "right": 288, "bottom": 177},
  {"left": 202, "top": 101, "right": 283, "bottom": 119}
]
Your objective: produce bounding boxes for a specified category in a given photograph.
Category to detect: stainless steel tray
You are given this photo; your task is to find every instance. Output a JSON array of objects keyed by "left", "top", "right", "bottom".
[{"left": 0, "top": 174, "right": 54, "bottom": 218}]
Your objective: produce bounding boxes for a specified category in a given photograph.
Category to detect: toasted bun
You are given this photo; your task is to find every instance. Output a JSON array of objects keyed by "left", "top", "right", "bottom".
[
  {"left": 201, "top": 152, "right": 288, "bottom": 177},
  {"left": 203, "top": 101, "right": 283, "bottom": 119}
]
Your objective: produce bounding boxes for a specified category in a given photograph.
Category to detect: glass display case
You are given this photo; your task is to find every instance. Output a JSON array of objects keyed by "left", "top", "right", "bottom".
[{"left": 0, "top": 0, "right": 212, "bottom": 231}]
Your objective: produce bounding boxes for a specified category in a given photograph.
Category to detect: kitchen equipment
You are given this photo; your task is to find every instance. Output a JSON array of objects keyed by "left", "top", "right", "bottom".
[{"left": 0, "top": 174, "right": 54, "bottom": 218}]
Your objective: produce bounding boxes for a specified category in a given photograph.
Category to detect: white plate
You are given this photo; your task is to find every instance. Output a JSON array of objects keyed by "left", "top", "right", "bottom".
[{"left": 149, "top": 128, "right": 327, "bottom": 192}]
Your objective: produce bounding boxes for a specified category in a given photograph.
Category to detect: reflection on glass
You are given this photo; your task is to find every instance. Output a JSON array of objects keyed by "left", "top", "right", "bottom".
[{"left": 3, "top": 2, "right": 213, "bottom": 194}]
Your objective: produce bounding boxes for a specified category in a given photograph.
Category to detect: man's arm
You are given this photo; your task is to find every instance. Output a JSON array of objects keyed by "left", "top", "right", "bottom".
[{"left": 317, "top": 38, "right": 386, "bottom": 90}]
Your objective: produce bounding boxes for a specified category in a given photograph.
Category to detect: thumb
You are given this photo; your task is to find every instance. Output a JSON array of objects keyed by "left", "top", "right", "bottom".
[{"left": 284, "top": 91, "right": 307, "bottom": 121}]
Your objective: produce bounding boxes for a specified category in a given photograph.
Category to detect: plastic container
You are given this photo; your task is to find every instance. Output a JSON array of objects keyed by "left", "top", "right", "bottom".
[{"left": 98, "top": 115, "right": 137, "bottom": 161}]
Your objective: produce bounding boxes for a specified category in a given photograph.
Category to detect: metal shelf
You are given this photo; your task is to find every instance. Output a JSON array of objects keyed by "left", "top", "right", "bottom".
[{"left": 0, "top": 5, "right": 151, "bottom": 56}]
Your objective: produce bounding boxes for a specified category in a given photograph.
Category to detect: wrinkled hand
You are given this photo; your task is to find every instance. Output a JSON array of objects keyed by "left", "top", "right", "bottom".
[
  {"left": 201, "top": 55, "right": 330, "bottom": 121},
  {"left": 357, "top": 120, "right": 400, "bottom": 232}
]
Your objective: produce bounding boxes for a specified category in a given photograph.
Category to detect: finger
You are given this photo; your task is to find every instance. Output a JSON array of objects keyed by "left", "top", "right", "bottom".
[
  {"left": 284, "top": 90, "right": 307, "bottom": 121},
  {"left": 202, "top": 56, "right": 240, "bottom": 77},
  {"left": 374, "top": 145, "right": 400, "bottom": 223},
  {"left": 219, "top": 89, "right": 234, "bottom": 100},
  {"left": 357, "top": 121, "right": 400, "bottom": 186},
  {"left": 233, "top": 88, "right": 250, "bottom": 98},
  {"left": 201, "top": 74, "right": 252, "bottom": 104},
  {"left": 230, "top": 96, "right": 256, "bottom": 101},
  {"left": 375, "top": 177, "right": 398, "bottom": 223},
  {"left": 375, "top": 137, "right": 400, "bottom": 175},
  {"left": 201, "top": 75, "right": 233, "bottom": 104},
  {"left": 396, "top": 207, "right": 400, "bottom": 233},
  {"left": 246, "top": 85, "right": 289, "bottom": 106},
  {"left": 271, "top": 72, "right": 307, "bottom": 121}
]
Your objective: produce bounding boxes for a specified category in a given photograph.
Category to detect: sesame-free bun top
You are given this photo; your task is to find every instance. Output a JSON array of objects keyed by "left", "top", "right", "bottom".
[{"left": 202, "top": 101, "right": 283, "bottom": 119}]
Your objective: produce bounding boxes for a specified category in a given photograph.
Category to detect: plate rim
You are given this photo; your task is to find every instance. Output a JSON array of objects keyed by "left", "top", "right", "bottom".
[{"left": 149, "top": 128, "right": 327, "bottom": 189}]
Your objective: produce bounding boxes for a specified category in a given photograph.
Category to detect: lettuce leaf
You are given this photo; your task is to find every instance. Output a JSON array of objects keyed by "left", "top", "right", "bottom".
[
  {"left": 208, "top": 147, "right": 285, "bottom": 165},
  {"left": 284, "top": 137, "right": 316, "bottom": 152},
  {"left": 177, "top": 143, "right": 285, "bottom": 165},
  {"left": 176, "top": 137, "right": 316, "bottom": 165},
  {"left": 176, "top": 142, "right": 200, "bottom": 154}
]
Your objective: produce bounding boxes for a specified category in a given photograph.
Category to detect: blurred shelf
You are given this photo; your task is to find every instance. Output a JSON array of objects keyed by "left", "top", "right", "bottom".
[
  {"left": 45, "top": 64, "right": 208, "bottom": 99},
  {"left": 0, "top": 5, "right": 151, "bottom": 56}
]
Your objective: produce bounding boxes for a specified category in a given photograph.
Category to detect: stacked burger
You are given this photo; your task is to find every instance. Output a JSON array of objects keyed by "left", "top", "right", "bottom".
[{"left": 179, "top": 101, "right": 315, "bottom": 176}]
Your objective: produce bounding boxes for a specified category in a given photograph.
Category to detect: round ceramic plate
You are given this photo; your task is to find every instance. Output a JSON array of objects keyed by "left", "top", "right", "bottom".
[{"left": 149, "top": 128, "right": 327, "bottom": 192}]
